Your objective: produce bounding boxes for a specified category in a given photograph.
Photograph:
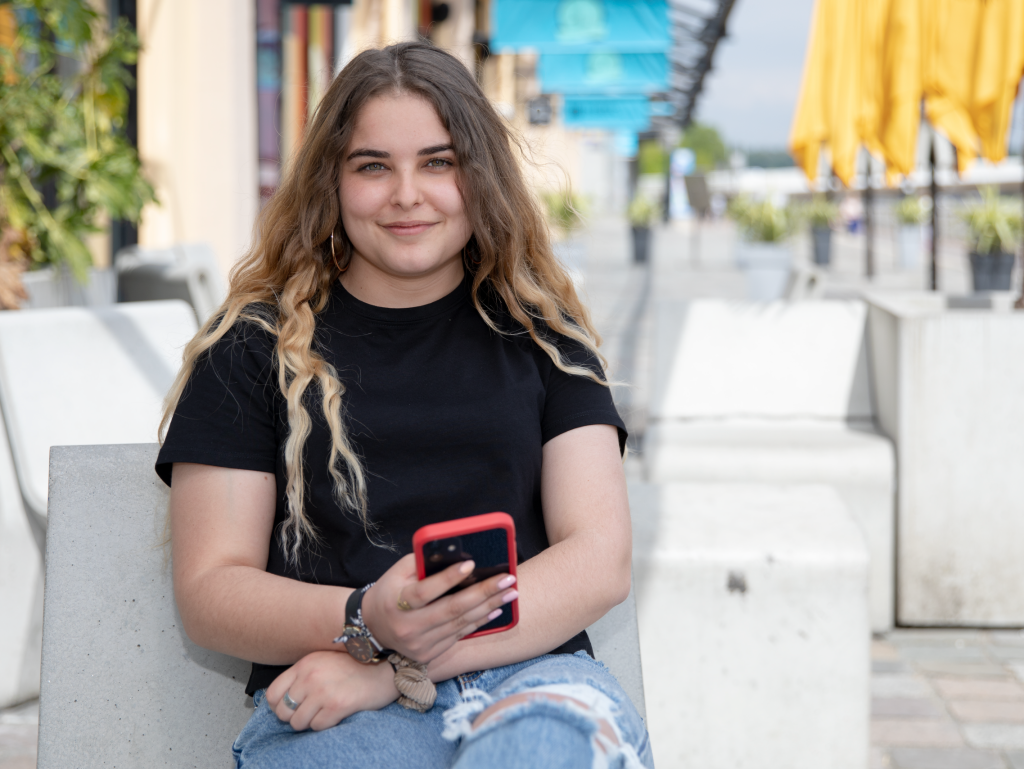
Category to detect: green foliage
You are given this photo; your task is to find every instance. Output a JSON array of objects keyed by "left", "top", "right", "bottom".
[
  {"left": 0, "top": 0, "right": 155, "bottom": 280},
  {"left": 893, "top": 195, "right": 931, "bottom": 225},
  {"left": 794, "top": 194, "right": 839, "bottom": 229},
  {"left": 680, "top": 123, "right": 727, "bottom": 172},
  {"left": 542, "top": 190, "right": 588, "bottom": 236},
  {"left": 626, "top": 195, "right": 661, "bottom": 227},
  {"left": 960, "top": 187, "right": 1022, "bottom": 255},
  {"left": 727, "top": 195, "right": 794, "bottom": 243},
  {"left": 637, "top": 140, "right": 668, "bottom": 176}
]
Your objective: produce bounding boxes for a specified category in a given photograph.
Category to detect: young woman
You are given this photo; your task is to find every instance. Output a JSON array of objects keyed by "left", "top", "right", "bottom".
[{"left": 157, "top": 42, "right": 652, "bottom": 768}]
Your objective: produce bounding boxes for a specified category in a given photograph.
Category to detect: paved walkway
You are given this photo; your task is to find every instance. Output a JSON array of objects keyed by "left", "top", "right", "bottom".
[{"left": 872, "top": 631, "right": 1024, "bottom": 769}]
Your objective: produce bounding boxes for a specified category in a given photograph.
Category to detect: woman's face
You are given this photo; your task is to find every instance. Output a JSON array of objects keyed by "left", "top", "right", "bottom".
[{"left": 339, "top": 92, "right": 472, "bottom": 293}]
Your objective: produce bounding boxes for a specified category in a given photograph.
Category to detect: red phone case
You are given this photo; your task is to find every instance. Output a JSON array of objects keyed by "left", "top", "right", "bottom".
[{"left": 413, "top": 512, "right": 518, "bottom": 639}]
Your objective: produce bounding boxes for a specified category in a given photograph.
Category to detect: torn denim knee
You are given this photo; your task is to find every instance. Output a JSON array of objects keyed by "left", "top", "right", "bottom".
[{"left": 442, "top": 683, "right": 644, "bottom": 769}]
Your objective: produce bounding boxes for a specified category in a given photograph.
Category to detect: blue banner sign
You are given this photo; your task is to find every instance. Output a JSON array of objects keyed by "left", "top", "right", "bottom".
[
  {"left": 562, "top": 95, "right": 652, "bottom": 131},
  {"left": 539, "top": 51, "right": 668, "bottom": 94},
  {"left": 491, "top": 0, "right": 670, "bottom": 54}
]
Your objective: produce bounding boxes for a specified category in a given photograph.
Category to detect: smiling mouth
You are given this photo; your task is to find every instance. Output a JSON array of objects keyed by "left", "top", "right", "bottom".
[{"left": 381, "top": 221, "right": 437, "bottom": 235}]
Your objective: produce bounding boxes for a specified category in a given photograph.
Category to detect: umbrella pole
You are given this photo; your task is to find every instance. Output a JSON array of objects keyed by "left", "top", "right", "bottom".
[
  {"left": 929, "top": 140, "right": 939, "bottom": 291},
  {"left": 864, "top": 153, "right": 875, "bottom": 279}
]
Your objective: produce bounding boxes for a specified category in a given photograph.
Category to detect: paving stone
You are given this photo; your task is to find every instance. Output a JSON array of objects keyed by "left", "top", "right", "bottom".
[
  {"left": 989, "top": 632, "right": 1024, "bottom": 648},
  {"left": 961, "top": 724, "right": 1024, "bottom": 750},
  {"left": 1010, "top": 664, "right": 1024, "bottom": 684},
  {"left": 875, "top": 639, "right": 902, "bottom": 661},
  {"left": 889, "top": 746, "right": 1006, "bottom": 769},
  {"left": 872, "top": 718, "right": 965, "bottom": 747},
  {"left": 900, "top": 647, "right": 991, "bottom": 663},
  {"left": 875, "top": 697, "right": 947, "bottom": 718},
  {"left": 0, "top": 724, "right": 36, "bottom": 765},
  {"left": 989, "top": 647, "right": 1024, "bottom": 662},
  {"left": 1005, "top": 750, "right": 1024, "bottom": 769},
  {"left": 916, "top": 661, "right": 1011, "bottom": 678},
  {"left": 932, "top": 679, "right": 1024, "bottom": 701},
  {"left": 875, "top": 675, "right": 937, "bottom": 699},
  {"left": 948, "top": 701, "right": 1024, "bottom": 723},
  {"left": 876, "top": 660, "right": 914, "bottom": 674},
  {"left": 890, "top": 631, "right": 987, "bottom": 647},
  {"left": 873, "top": 746, "right": 893, "bottom": 768}
]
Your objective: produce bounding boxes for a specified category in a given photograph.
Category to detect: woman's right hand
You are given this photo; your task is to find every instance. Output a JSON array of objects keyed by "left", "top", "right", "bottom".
[{"left": 359, "top": 553, "right": 517, "bottom": 665}]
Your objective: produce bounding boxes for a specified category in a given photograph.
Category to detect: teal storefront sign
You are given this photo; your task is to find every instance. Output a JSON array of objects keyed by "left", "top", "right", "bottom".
[
  {"left": 491, "top": 0, "right": 670, "bottom": 54},
  {"left": 538, "top": 51, "right": 668, "bottom": 94},
  {"left": 562, "top": 95, "right": 653, "bottom": 131}
]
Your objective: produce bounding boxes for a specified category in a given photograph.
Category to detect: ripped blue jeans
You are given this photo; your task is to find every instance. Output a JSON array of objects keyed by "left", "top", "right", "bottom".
[{"left": 233, "top": 651, "right": 654, "bottom": 768}]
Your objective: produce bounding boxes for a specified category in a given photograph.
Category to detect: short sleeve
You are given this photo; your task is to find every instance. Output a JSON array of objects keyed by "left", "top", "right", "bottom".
[
  {"left": 538, "top": 335, "right": 628, "bottom": 454},
  {"left": 156, "top": 321, "right": 282, "bottom": 486}
]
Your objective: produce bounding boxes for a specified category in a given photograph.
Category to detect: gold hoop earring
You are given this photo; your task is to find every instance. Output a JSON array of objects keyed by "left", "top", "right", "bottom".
[{"left": 332, "top": 232, "right": 348, "bottom": 273}]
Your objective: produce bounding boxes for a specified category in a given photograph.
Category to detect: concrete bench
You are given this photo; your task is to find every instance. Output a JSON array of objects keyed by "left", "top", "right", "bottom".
[
  {"left": 0, "top": 301, "right": 197, "bottom": 708},
  {"left": 867, "top": 292, "right": 1024, "bottom": 625},
  {"left": 37, "top": 444, "right": 647, "bottom": 768},
  {"left": 645, "top": 298, "right": 895, "bottom": 631},
  {"left": 116, "top": 243, "right": 227, "bottom": 324},
  {"left": 631, "top": 481, "right": 869, "bottom": 769}
]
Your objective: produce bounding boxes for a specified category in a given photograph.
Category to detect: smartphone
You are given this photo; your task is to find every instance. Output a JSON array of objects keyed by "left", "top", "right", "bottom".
[{"left": 412, "top": 512, "right": 518, "bottom": 639}]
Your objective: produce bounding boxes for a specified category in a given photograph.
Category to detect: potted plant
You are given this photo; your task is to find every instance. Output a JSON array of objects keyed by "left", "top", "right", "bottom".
[
  {"left": 893, "top": 195, "right": 930, "bottom": 270},
  {"left": 0, "top": 0, "right": 155, "bottom": 310},
  {"left": 960, "top": 187, "right": 1022, "bottom": 292},
  {"left": 797, "top": 195, "right": 839, "bottom": 266},
  {"left": 543, "top": 190, "right": 587, "bottom": 278},
  {"left": 727, "top": 195, "right": 795, "bottom": 301},
  {"left": 626, "top": 195, "right": 660, "bottom": 264}
]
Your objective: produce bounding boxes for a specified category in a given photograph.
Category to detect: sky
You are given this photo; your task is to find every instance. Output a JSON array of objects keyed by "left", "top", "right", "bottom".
[{"left": 691, "top": 0, "right": 817, "bottom": 151}]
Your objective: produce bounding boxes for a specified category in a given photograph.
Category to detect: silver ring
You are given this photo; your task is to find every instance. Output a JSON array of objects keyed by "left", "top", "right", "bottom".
[{"left": 282, "top": 692, "right": 300, "bottom": 710}]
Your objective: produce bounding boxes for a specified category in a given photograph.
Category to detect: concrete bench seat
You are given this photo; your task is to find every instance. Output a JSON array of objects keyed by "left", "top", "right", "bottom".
[
  {"left": 0, "top": 301, "right": 197, "bottom": 708},
  {"left": 37, "top": 444, "right": 647, "bottom": 768},
  {"left": 631, "top": 481, "right": 869, "bottom": 769},
  {"left": 647, "top": 299, "right": 895, "bottom": 631}
]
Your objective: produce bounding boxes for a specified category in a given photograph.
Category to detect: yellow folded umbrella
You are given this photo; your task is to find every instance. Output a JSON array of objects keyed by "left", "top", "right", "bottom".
[
  {"left": 876, "top": 0, "right": 923, "bottom": 183},
  {"left": 922, "top": 0, "right": 983, "bottom": 173},
  {"left": 790, "top": 0, "right": 833, "bottom": 183},
  {"left": 971, "top": 0, "right": 1024, "bottom": 163}
]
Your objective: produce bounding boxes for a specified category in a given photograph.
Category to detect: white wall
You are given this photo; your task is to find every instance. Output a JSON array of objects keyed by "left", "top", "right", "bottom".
[{"left": 136, "top": 0, "right": 258, "bottom": 278}]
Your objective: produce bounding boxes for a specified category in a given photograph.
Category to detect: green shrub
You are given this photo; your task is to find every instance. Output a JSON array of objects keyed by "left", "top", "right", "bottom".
[
  {"left": 893, "top": 195, "right": 931, "bottom": 225},
  {"left": 794, "top": 195, "right": 839, "bottom": 229},
  {"left": 961, "top": 187, "right": 1022, "bottom": 255},
  {"left": 626, "top": 195, "right": 661, "bottom": 227},
  {"left": 0, "top": 0, "right": 155, "bottom": 282},
  {"left": 727, "top": 195, "right": 793, "bottom": 243},
  {"left": 542, "top": 190, "right": 588, "bottom": 236}
]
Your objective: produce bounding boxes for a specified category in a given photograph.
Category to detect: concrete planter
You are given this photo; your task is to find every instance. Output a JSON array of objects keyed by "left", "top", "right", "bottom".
[
  {"left": 735, "top": 241, "right": 792, "bottom": 301},
  {"left": 897, "top": 225, "right": 924, "bottom": 270},
  {"left": 631, "top": 226, "right": 651, "bottom": 264},
  {"left": 866, "top": 293, "right": 1024, "bottom": 625},
  {"left": 811, "top": 226, "right": 831, "bottom": 266},
  {"left": 21, "top": 267, "right": 116, "bottom": 309},
  {"left": 969, "top": 252, "right": 1015, "bottom": 292}
]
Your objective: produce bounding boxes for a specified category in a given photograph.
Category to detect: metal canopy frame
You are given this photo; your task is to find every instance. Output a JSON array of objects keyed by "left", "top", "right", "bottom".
[{"left": 665, "top": 0, "right": 738, "bottom": 128}]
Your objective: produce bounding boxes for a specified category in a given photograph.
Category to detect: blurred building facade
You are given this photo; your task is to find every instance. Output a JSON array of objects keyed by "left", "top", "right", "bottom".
[{"left": 127, "top": 0, "right": 633, "bottom": 277}]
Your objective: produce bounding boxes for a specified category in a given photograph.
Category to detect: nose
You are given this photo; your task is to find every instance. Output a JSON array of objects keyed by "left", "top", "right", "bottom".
[{"left": 390, "top": 167, "right": 423, "bottom": 210}]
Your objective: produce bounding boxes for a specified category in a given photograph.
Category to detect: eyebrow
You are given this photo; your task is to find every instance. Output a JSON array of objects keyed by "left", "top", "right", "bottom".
[{"left": 345, "top": 144, "right": 455, "bottom": 161}]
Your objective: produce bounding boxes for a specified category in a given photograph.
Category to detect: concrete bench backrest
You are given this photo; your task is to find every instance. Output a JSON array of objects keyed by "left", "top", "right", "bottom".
[
  {"left": 654, "top": 299, "right": 873, "bottom": 422},
  {"left": 39, "top": 444, "right": 646, "bottom": 769},
  {"left": 0, "top": 301, "right": 197, "bottom": 531},
  {"left": 116, "top": 243, "right": 228, "bottom": 324}
]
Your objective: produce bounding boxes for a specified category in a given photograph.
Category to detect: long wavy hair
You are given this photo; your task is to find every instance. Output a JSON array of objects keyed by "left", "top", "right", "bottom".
[{"left": 160, "top": 41, "right": 606, "bottom": 562}]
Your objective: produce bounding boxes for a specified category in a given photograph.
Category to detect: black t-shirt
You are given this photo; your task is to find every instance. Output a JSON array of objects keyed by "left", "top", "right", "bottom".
[{"left": 156, "top": 276, "right": 626, "bottom": 695}]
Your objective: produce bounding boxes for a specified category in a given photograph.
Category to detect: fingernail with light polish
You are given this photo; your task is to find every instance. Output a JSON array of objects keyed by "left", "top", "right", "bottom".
[
  {"left": 460, "top": 561, "right": 475, "bottom": 574},
  {"left": 502, "top": 590, "right": 518, "bottom": 604},
  {"left": 487, "top": 608, "right": 502, "bottom": 621},
  {"left": 497, "top": 575, "right": 516, "bottom": 590}
]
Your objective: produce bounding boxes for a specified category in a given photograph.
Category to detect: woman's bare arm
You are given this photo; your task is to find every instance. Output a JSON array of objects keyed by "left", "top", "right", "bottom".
[{"left": 169, "top": 464, "right": 351, "bottom": 664}]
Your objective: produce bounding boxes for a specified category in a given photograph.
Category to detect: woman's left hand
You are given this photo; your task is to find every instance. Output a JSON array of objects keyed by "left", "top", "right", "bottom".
[{"left": 265, "top": 650, "right": 399, "bottom": 731}]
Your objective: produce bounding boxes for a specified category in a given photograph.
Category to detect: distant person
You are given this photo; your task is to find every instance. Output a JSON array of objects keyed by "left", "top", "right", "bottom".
[
  {"left": 840, "top": 194, "right": 864, "bottom": 234},
  {"left": 157, "top": 42, "right": 651, "bottom": 768}
]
